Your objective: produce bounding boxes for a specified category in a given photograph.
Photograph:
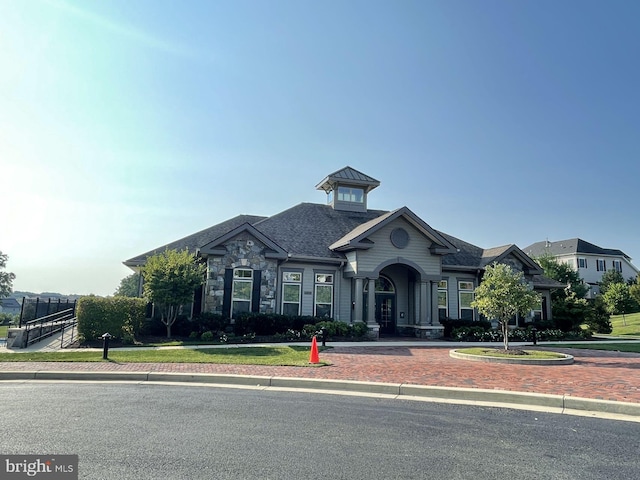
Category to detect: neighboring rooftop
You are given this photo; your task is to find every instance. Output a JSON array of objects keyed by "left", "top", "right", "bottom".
[{"left": 524, "top": 238, "right": 631, "bottom": 260}]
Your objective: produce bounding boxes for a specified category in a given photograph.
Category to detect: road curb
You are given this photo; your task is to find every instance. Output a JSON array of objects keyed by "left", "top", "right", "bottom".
[{"left": 2, "top": 370, "right": 639, "bottom": 420}]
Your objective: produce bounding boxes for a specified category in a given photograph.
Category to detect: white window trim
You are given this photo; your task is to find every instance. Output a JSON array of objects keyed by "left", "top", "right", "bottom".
[
  {"left": 438, "top": 280, "right": 448, "bottom": 318},
  {"left": 281, "top": 271, "right": 302, "bottom": 316},
  {"left": 314, "top": 272, "right": 334, "bottom": 318},
  {"left": 596, "top": 259, "right": 606, "bottom": 272},
  {"left": 231, "top": 268, "right": 253, "bottom": 317},
  {"left": 458, "top": 281, "right": 474, "bottom": 320},
  {"left": 577, "top": 257, "right": 587, "bottom": 269}
]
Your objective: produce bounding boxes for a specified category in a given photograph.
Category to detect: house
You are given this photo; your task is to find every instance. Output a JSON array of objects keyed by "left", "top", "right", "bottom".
[
  {"left": 524, "top": 238, "right": 639, "bottom": 297},
  {"left": 125, "top": 167, "right": 560, "bottom": 337},
  {"left": 0, "top": 297, "right": 22, "bottom": 316}
]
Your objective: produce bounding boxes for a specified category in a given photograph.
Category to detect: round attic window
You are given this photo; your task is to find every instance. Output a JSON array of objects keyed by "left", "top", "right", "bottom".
[{"left": 390, "top": 228, "right": 409, "bottom": 249}]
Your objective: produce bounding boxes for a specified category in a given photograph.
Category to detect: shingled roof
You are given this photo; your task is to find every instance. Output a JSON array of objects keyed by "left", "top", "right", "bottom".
[
  {"left": 524, "top": 238, "right": 631, "bottom": 260},
  {"left": 124, "top": 214, "right": 267, "bottom": 267},
  {"left": 125, "top": 203, "right": 550, "bottom": 278}
]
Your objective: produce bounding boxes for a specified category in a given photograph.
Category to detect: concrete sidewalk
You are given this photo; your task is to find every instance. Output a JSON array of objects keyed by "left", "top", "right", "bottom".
[{"left": 1, "top": 336, "right": 640, "bottom": 421}]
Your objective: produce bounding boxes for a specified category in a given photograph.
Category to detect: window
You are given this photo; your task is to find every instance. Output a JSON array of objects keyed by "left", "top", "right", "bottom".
[
  {"left": 612, "top": 260, "right": 623, "bottom": 273},
  {"left": 337, "top": 187, "right": 364, "bottom": 203},
  {"left": 314, "top": 273, "right": 334, "bottom": 318},
  {"left": 577, "top": 257, "right": 587, "bottom": 269},
  {"left": 458, "top": 281, "right": 474, "bottom": 321},
  {"left": 597, "top": 259, "right": 606, "bottom": 272},
  {"left": 532, "top": 298, "right": 543, "bottom": 322},
  {"left": 438, "top": 280, "right": 448, "bottom": 320},
  {"left": 232, "top": 269, "right": 253, "bottom": 317},
  {"left": 282, "top": 271, "right": 302, "bottom": 316}
]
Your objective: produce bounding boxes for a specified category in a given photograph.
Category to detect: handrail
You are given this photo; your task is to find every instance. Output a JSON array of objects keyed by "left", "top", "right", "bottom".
[{"left": 24, "top": 308, "right": 75, "bottom": 326}]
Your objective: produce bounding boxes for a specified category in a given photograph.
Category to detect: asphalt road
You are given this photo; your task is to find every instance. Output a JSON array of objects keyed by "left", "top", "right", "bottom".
[{"left": 0, "top": 382, "right": 638, "bottom": 479}]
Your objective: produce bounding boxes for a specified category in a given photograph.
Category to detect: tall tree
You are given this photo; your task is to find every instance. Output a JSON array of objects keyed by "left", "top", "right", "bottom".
[
  {"left": 629, "top": 276, "right": 640, "bottom": 308},
  {"left": 114, "top": 273, "right": 141, "bottom": 297},
  {"left": 0, "top": 251, "right": 16, "bottom": 299},
  {"left": 535, "top": 254, "right": 589, "bottom": 299},
  {"left": 598, "top": 269, "right": 625, "bottom": 295},
  {"left": 141, "top": 249, "right": 205, "bottom": 338},
  {"left": 472, "top": 263, "right": 540, "bottom": 350},
  {"left": 602, "top": 282, "right": 635, "bottom": 326}
]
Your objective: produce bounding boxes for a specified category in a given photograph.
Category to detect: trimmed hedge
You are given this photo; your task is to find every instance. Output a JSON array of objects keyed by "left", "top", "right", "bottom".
[{"left": 77, "top": 296, "right": 147, "bottom": 344}]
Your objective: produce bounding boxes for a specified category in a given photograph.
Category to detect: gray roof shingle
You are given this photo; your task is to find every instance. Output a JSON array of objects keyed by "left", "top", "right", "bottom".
[{"left": 524, "top": 238, "right": 630, "bottom": 260}]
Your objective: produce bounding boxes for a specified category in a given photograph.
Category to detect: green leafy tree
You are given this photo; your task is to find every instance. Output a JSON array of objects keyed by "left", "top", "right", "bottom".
[
  {"left": 471, "top": 263, "right": 540, "bottom": 350},
  {"left": 599, "top": 269, "right": 625, "bottom": 295},
  {"left": 114, "top": 273, "right": 141, "bottom": 297},
  {"left": 552, "top": 289, "right": 591, "bottom": 332},
  {"left": 602, "top": 282, "right": 635, "bottom": 326},
  {"left": 0, "top": 251, "right": 16, "bottom": 299},
  {"left": 535, "top": 254, "right": 589, "bottom": 299},
  {"left": 584, "top": 296, "right": 612, "bottom": 334},
  {"left": 141, "top": 249, "right": 205, "bottom": 338},
  {"left": 629, "top": 276, "right": 640, "bottom": 308}
]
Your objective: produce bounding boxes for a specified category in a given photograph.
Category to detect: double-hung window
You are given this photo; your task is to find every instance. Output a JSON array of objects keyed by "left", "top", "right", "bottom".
[
  {"left": 458, "top": 281, "right": 474, "bottom": 321},
  {"left": 232, "top": 269, "right": 253, "bottom": 316},
  {"left": 577, "top": 257, "right": 587, "bottom": 269},
  {"left": 597, "top": 259, "right": 606, "bottom": 272},
  {"left": 437, "top": 280, "right": 448, "bottom": 320},
  {"left": 612, "top": 260, "right": 623, "bottom": 273},
  {"left": 282, "top": 272, "right": 302, "bottom": 316},
  {"left": 314, "top": 273, "right": 334, "bottom": 318}
]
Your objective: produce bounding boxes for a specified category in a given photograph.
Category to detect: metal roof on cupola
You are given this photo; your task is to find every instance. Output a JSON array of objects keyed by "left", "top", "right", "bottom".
[{"left": 315, "top": 166, "right": 381, "bottom": 194}]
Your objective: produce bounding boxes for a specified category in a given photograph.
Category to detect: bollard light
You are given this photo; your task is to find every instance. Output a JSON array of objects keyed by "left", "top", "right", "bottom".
[
  {"left": 531, "top": 327, "right": 538, "bottom": 346},
  {"left": 101, "top": 332, "right": 113, "bottom": 360}
]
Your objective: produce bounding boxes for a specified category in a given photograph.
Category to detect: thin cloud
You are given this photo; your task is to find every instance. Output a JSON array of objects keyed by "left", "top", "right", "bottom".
[{"left": 43, "top": 0, "right": 202, "bottom": 60}]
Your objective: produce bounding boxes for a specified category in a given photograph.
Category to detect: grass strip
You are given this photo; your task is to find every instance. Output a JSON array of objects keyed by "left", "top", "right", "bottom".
[
  {"left": 545, "top": 343, "right": 640, "bottom": 354},
  {"left": 0, "top": 346, "right": 330, "bottom": 366}
]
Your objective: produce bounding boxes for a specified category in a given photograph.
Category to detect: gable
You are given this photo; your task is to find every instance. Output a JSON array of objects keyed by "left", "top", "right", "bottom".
[
  {"left": 329, "top": 207, "right": 456, "bottom": 255},
  {"left": 199, "top": 223, "right": 287, "bottom": 260}
]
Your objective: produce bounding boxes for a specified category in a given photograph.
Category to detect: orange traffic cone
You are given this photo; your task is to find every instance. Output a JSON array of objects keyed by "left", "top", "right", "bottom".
[{"left": 309, "top": 335, "right": 320, "bottom": 364}]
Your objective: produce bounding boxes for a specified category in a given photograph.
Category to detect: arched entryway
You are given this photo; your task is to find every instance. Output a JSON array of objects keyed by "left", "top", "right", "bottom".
[{"left": 364, "top": 276, "right": 397, "bottom": 335}]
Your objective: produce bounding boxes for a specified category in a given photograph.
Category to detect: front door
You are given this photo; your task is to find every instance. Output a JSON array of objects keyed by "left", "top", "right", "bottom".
[{"left": 376, "top": 294, "right": 396, "bottom": 335}]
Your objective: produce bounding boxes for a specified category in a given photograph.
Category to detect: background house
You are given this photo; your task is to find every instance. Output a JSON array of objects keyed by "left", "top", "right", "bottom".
[
  {"left": 524, "top": 238, "right": 639, "bottom": 297},
  {"left": 126, "top": 167, "right": 560, "bottom": 337}
]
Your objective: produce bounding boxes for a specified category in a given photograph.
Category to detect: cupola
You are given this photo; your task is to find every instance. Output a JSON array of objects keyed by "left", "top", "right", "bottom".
[{"left": 315, "top": 166, "right": 380, "bottom": 212}]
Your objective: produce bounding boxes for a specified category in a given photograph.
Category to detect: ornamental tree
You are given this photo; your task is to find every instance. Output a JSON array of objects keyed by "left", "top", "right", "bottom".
[
  {"left": 602, "top": 282, "right": 635, "bottom": 326},
  {"left": 0, "top": 251, "right": 16, "bottom": 299},
  {"left": 141, "top": 249, "right": 206, "bottom": 338},
  {"left": 471, "top": 263, "right": 540, "bottom": 350}
]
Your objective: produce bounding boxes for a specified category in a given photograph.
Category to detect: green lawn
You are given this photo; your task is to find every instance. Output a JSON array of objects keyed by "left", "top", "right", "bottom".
[
  {"left": 0, "top": 346, "right": 329, "bottom": 366},
  {"left": 607, "top": 312, "right": 640, "bottom": 337},
  {"left": 545, "top": 343, "right": 640, "bottom": 354},
  {"left": 456, "top": 348, "right": 567, "bottom": 359},
  {"left": 0, "top": 326, "right": 7, "bottom": 338}
]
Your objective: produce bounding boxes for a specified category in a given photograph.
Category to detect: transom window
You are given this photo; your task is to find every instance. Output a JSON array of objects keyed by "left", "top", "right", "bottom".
[
  {"left": 438, "top": 280, "right": 448, "bottom": 320},
  {"left": 458, "top": 281, "right": 474, "bottom": 321},
  {"left": 337, "top": 187, "right": 364, "bottom": 203},
  {"left": 314, "top": 273, "right": 334, "bottom": 318},
  {"left": 282, "top": 271, "right": 302, "bottom": 316},
  {"left": 232, "top": 269, "right": 253, "bottom": 317},
  {"left": 364, "top": 276, "right": 395, "bottom": 293}
]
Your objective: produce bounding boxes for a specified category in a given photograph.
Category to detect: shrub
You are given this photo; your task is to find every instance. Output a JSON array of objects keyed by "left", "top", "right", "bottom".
[
  {"left": 77, "top": 296, "right": 147, "bottom": 343},
  {"left": 441, "top": 318, "right": 492, "bottom": 338},
  {"left": 200, "top": 331, "right": 215, "bottom": 342}
]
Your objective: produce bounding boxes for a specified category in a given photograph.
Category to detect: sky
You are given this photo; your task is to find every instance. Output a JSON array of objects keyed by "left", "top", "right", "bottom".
[{"left": 1, "top": 0, "right": 639, "bottom": 296}]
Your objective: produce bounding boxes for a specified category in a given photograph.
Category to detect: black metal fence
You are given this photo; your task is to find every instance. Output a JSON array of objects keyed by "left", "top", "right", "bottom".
[{"left": 19, "top": 297, "right": 77, "bottom": 327}]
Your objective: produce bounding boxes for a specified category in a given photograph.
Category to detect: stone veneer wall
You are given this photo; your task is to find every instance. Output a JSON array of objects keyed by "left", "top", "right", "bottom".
[{"left": 203, "top": 234, "right": 279, "bottom": 315}]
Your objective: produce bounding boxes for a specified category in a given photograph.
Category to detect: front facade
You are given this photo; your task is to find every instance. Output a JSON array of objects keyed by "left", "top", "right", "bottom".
[
  {"left": 125, "top": 167, "right": 559, "bottom": 337},
  {"left": 525, "top": 238, "right": 639, "bottom": 298}
]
